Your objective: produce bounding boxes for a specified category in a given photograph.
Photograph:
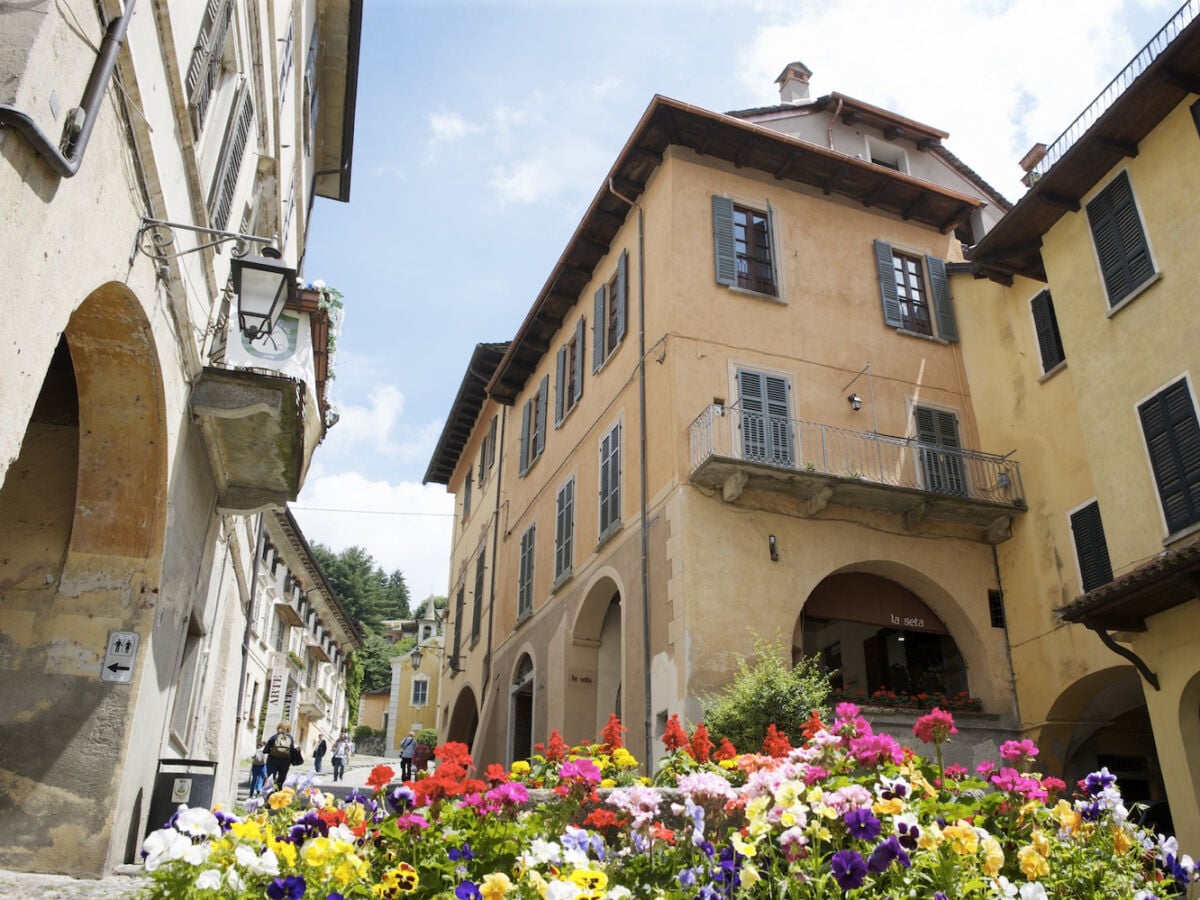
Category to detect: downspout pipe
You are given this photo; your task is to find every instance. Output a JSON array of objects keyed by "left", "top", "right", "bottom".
[
  {"left": 0, "top": 0, "right": 138, "bottom": 177},
  {"left": 608, "top": 177, "right": 653, "bottom": 770}
]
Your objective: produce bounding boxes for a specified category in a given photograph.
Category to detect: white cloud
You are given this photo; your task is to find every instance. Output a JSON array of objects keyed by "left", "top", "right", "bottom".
[
  {"left": 489, "top": 135, "right": 612, "bottom": 207},
  {"left": 316, "top": 384, "right": 444, "bottom": 472},
  {"left": 428, "top": 111, "right": 483, "bottom": 147},
  {"left": 292, "top": 473, "right": 455, "bottom": 604}
]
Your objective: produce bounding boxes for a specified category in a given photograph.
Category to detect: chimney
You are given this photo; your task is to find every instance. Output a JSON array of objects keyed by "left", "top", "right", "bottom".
[
  {"left": 1018, "top": 142, "right": 1048, "bottom": 187},
  {"left": 775, "top": 61, "right": 813, "bottom": 104}
]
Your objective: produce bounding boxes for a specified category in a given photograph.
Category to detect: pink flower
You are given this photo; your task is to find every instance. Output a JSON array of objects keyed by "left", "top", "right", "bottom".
[
  {"left": 912, "top": 708, "right": 957, "bottom": 745},
  {"left": 486, "top": 781, "right": 529, "bottom": 807},
  {"left": 976, "top": 760, "right": 995, "bottom": 776},
  {"left": 559, "top": 758, "right": 602, "bottom": 784},
  {"left": 999, "top": 739, "right": 1039, "bottom": 767}
]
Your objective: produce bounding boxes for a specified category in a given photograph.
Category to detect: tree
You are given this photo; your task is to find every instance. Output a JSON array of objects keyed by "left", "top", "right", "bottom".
[
  {"left": 701, "top": 635, "right": 832, "bottom": 753},
  {"left": 344, "top": 650, "right": 364, "bottom": 728},
  {"left": 382, "top": 570, "right": 411, "bottom": 621},
  {"left": 311, "top": 543, "right": 398, "bottom": 631},
  {"left": 358, "top": 632, "right": 401, "bottom": 693}
]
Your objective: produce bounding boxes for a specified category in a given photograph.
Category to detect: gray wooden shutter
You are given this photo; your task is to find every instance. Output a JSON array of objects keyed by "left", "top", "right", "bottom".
[
  {"left": 471, "top": 551, "right": 485, "bottom": 640},
  {"left": 926, "top": 255, "right": 958, "bottom": 341},
  {"left": 764, "top": 374, "right": 793, "bottom": 466},
  {"left": 556, "top": 479, "right": 574, "bottom": 578},
  {"left": 916, "top": 407, "right": 965, "bottom": 495},
  {"left": 614, "top": 250, "right": 628, "bottom": 345},
  {"left": 1139, "top": 380, "right": 1200, "bottom": 534},
  {"left": 1086, "top": 172, "right": 1154, "bottom": 306},
  {"left": 208, "top": 86, "right": 254, "bottom": 230},
  {"left": 535, "top": 375, "right": 549, "bottom": 456},
  {"left": 1031, "top": 291, "right": 1066, "bottom": 372},
  {"left": 463, "top": 472, "right": 472, "bottom": 517},
  {"left": 573, "top": 316, "right": 585, "bottom": 403},
  {"left": 554, "top": 346, "right": 566, "bottom": 426},
  {"left": 519, "top": 400, "right": 531, "bottom": 475},
  {"left": 487, "top": 416, "right": 497, "bottom": 468},
  {"left": 713, "top": 196, "right": 737, "bottom": 286},
  {"left": 592, "top": 286, "right": 606, "bottom": 372},
  {"left": 1070, "top": 501, "right": 1113, "bottom": 591},
  {"left": 186, "top": 0, "right": 234, "bottom": 132},
  {"left": 738, "top": 369, "right": 767, "bottom": 461},
  {"left": 874, "top": 240, "right": 904, "bottom": 327},
  {"left": 600, "top": 424, "right": 621, "bottom": 534}
]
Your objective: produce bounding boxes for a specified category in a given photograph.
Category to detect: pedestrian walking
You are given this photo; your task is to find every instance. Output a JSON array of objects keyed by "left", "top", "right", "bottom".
[
  {"left": 330, "top": 730, "right": 351, "bottom": 782},
  {"left": 264, "top": 721, "right": 301, "bottom": 791},
  {"left": 313, "top": 735, "right": 328, "bottom": 773},
  {"left": 249, "top": 742, "right": 268, "bottom": 796},
  {"left": 399, "top": 730, "right": 417, "bottom": 781}
]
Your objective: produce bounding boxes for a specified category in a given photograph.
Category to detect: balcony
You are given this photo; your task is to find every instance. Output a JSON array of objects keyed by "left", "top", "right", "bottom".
[
  {"left": 272, "top": 591, "right": 304, "bottom": 627},
  {"left": 688, "top": 404, "right": 1025, "bottom": 543},
  {"left": 305, "top": 632, "right": 331, "bottom": 663},
  {"left": 297, "top": 686, "right": 331, "bottom": 721}
]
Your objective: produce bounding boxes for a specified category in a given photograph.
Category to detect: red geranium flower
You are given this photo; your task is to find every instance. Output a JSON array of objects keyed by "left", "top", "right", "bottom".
[
  {"left": 762, "top": 723, "right": 792, "bottom": 758},
  {"left": 662, "top": 714, "right": 690, "bottom": 752},
  {"left": 366, "top": 765, "right": 395, "bottom": 791}
]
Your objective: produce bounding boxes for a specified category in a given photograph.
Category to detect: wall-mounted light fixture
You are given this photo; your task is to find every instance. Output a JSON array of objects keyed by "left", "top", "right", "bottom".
[
  {"left": 847, "top": 393, "right": 863, "bottom": 411},
  {"left": 409, "top": 643, "right": 462, "bottom": 673},
  {"left": 769, "top": 534, "right": 779, "bottom": 562},
  {"left": 130, "top": 217, "right": 297, "bottom": 341},
  {"left": 841, "top": 362, "right": 878, "bottom": 433}
]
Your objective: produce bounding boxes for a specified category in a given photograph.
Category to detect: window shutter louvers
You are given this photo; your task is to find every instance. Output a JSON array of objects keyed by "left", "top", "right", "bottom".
[
  {"left": 1139, "top": 380, "right": 1200, "bottom": 534},
  {"left": 519, "top": 400, "right": 531, "bottom": 475},
  {"left": 1086, "top": 172, "right": 1154, "bottom": 306},
  {"left": 600, "top": 425, "right": 621, "bottom": 535},
  {"left": 186, "top": 0, "right": 234, "bottom": 133},
  {"left": 554, "top": 346, "right": 566, "bottom": 426},
  {"left": 471, "top": 552, "right": 485, "bottom": 641},
  {"left": 535, "top": 375, "right": 549, "bottom": 456},
  {"left": 592, "top": 286, "right": 605, "bottom": 372},
  {"left": 712, "top": 195, "right": 737, "bottom": 286},
  {"left": 573, "top": 317, "right": 586, "bottom": 403},
  {"left": 1031, "top": 291, "right": 1066, "bottom": 372},
  {"left": 208, "top": 85, "right": 255, "bottom": 230},
  {"left": 926, "top": 255, "right": 958, "bottom": 341},
  {"left": 764, "top": 374, "right": 794, "bottom": 466},
  {"left": 737, "top": 369, "right": 768, "bottom": 461},
  {"left": 614, "top": 250, "right": 628, "bottom": 344},
  {"left": 487, "top": 417, "right": 497, "bottom": 468},
  {"left": 874, "top": 240, "right": 904, "bottom": 328},
  {"left": 1071, "top": 502, "right": 1114, "bottom": 592}
]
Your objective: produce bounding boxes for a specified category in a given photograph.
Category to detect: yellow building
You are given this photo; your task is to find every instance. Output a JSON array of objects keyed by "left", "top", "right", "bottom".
[
  {"left": 426, "top": 66, "right": 1027, "bottom": 771},
  {"left": 955, "top": 4, "right": 1200, "bottom": 851}
]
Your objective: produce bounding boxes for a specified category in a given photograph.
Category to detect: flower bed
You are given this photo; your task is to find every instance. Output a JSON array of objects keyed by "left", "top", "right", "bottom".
[{"left": 142, "top": 707, "right": 1196, "bottom": 899}]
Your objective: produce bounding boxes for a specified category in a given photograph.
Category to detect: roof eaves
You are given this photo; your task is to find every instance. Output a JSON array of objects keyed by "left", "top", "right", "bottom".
[{"left": 423, "top": 342, "right": 509, "bottom": 485}]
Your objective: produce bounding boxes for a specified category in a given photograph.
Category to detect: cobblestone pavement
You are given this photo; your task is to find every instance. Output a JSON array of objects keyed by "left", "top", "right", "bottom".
[{"left": 0, "top": 755, "right": 400, "bottom": 898}]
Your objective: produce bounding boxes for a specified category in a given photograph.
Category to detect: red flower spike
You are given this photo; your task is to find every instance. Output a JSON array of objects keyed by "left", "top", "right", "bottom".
[
  {"left": 762, "top": 723, "right": 792, "bottom": 758},
  {"left": 713, "top": 737, "right": 738, "bottom": 761},
  {"left": 544, "top": 730, "right": 568, "bottom": 763},
  {"left": 662, "top": 713, "right": 690, "bottom": 751},
  {"left": 600, "top": 713, "right": 626, "bottom": 753},
  {"left": 800, "top": 710, "right": 825, "bottom": 741},
  {"left": 690, "top": 722, "right": 714, "bottom": 764},
  {"left": 366, "top": 765, "right": 395, "bottom": 791}
]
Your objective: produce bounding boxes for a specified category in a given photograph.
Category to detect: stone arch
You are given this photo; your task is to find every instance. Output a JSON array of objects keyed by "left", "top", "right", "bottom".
[
  {"left": 0, "top": 282, "right": 167, "bottom": 874},
  {"left": 445, "top": 686, "right": 479, "bottom": 752},
  {"left": 509, "top": 652, "right": 536, "bottom": 765},
  {"left": 564, "top": 570, "right": 624, "bottom": 745},
  {"left": 794, "top": 561, "right": 987, "bottom": 707},
  {"left": 1178, "top": 670, "right": 1200, "bottom": 799}
]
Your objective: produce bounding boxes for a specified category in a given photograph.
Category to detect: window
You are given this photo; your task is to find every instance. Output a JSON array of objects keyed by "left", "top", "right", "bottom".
[
  {"left": 599, "top": 423, "right": 622, "bottom": 539},
  {"left": 1070, "top": 500, "right": 1113, "bottom": 592},
  {"left": 185, "top": 0, "right": 234, "bottom": 133},
  {"left": 1086, "top": 171, "right": 1154, "bottom": 307},
  {"left": 479, "top": 415, "right": 498, "bottom": 484},
  {"left": 272, "top": 613, "right": 286, "bottom": 651},
  {"left": 487, "top": 417, "right": 497, "bottom": 469},
  {"left": 452, "top": 585, "right": 464, "bottom": 664},
  {"left": 712, "top": 196, "right": 777, "bottom": 295},
  {"left": 592, "top": 252, "right": 627, "bottom": 371},
  {"left": 988, "top": 590, "right": 1007, "bottom": 629},
  {"left": 471, "top": 550, "right": 485, "bottom": 642},
  {"left": 517, "top": 526, "right": 536, "bottom": 620},
  {"left": 518, "top": 375, "right": 549, "bottom": 476},
  {"left": 554, "top": 478, "right": 575, "bottom": 582},
  {"left": 303, "top": 22, "right": 319, "bottom": 155},
  {"left": 462, "top": 472, "right": 472, "bottom": 520},
  {"left": 736, "top": 369, "right": 793, "bottom": 466},
  {"left": 207, "top": 85, "right": 255, "bottom": 230},
  {"left": 1031, "top": 290, "right": 1066, "bottom": 373},
  {"left": 914, "top": 407, "right": 966, "bottom": 496},
  {"left": 1138, "top": 379, "right": 1200, "bottom": 535},
  {"left": 556, "top": 316, "right": 586, "bottom": 425},
  {"left": 278, "top": 14, "right": 295, "bottom": 111},
  {"left": 410, "top": 677, "right": 429, "bottom": 707},
  {"left": 873, "top": 240, "right": 958, "bottom": 341},
  {"left": 866, "top": 137, "right": 908, "bottom": 174}
]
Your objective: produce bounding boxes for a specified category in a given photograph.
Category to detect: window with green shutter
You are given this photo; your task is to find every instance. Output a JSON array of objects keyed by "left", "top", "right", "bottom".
[
  {"left": 592, "top": 253, "right": 627, "bottom": 372},
  {"left": 736, "top": 369, "right": 793, "bottom": 467},
  {"left": 1085, "top": 171, "right": 1155, "bottom": 307},
  {"left": 1138, "top": 379, "right": 1200, "bottom": 535},
  {"left": 518, "top": 525, "right": 536, "bottom": 620},
  {"left": 471, "top": 550, "right": 485, "bottom": 643},
  {"left": 518, "top": 376, "right": 549, "bottom": 476},
  {"left": 914, "top": 407, "right": 966, "bottom": 496},
  {"left": 599, "top": 423, "right": 621, "bottom": 539},
  {"left": 873, "top": 240, "right": 957, "bottom": 341},
  {"left": 554, "top": 478, "right": 574, "bottom": 582},
  {"left": 1070, "top": 501, "right": 1113, "bottom": 592},
  {"left": 1031, "top": 290, "right": 1066, "bottom": 373},
  {"left": 712, "top": 196, "right": 777, "bottom": 295},
  {"left": 555, "top": 316, "right": 585, "bottom": 426}
]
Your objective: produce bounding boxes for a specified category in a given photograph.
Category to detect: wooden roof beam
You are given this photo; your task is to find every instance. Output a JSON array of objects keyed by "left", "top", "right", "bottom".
[
  {"left": 1038, "top": 191, "right": 1081, "bottom": 212},
  {"left": 916, "top": 137, "right": 940, "bottom": 151},
  {"left": 630, "top": 145, "right": 663, "bottom": 165},
  {"left": 733, "top": 143, "right": 752, "bottom": 168},
  {"left": 902, "top": 193, "right": 928, "bottom": 220},
  {"left": 823, "top": 162, "right": 846, "bottom": 196},
  {"left": 697, "top": 122, "right": 716, "bottom": 156},
  {"left": 861, "top": 176, "right": 890, "bottom": 208},
  {"left": 939, "top": 205, "right": 971, "bottom": 234},
  {"left": 883, "top": 125, "right": 903, "bottom": 140},
  {"left": 774, "top": 150, "right": 801, "bottom": 180},
  {"left": 609, "top": 175, "right": 645, "bottom": 201},
  {"left": 1160, "top": 67, "right": 1200, "bottom": 93},
  {"left": 1092, "top": 136, "right": 1139, "bottom": 158}
]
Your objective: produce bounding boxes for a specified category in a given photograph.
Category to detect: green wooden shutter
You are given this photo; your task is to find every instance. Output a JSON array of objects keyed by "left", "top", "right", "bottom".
[
  {"left": 614, "top": 250, "right": 628, "bottom": 345},
  {"left": 713, "top": 195, "right": 737, "bottom": 286},
  {"left": 1086, "top": 172, "right": 1154, "bottom": 306},
  {"left": 554, "top": 345, "right": 566, "bottom": 426},
  {"left": 1031, "top": 290, "right": 1066, "bottom": 372},
  {"left": 535, "top": 375, "right": 549, "bottom": 457},
  {"left": 519, "top": 400, "right": 531, "bottom": 475},
  {"left": 926, "top": 255, "right": 958, "bottom": 341},
  {"left": 555, "top": 479, "right": 574, "bottom": 578},
  {"left": 1071, "top": 501, "right": 1113, "bottom": 591},
  {"left": 573, "top": 316, "right": 585, "bottom": 403},
  {"left": 1139, "top": 380, "right": 1200, "bottom": 534},
  {"left": 471, "top": 551, "right": 485, "bottom": 640},
  {"left": 763, "top": 374, "right": 793, "bottom": 466},
  {"left": 874, "top": 240, "right": 904, "bottom": 327},
  {"left": 738, "top": 369, "right": 767, "bottom": 461},
  {"left": 592, "top": 286, "right": 606, "bottom": 372},
  {"left": 487, "top": 416, "right": 497, "bottom": 468},
  {"left": 600, "top": 424, "right": 621, "bottom": 535}
]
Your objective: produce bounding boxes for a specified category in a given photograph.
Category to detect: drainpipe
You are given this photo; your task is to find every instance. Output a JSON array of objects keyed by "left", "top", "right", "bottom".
[
  {"left": 484, "top": 408, "right": 506, "bottom": 698},
  {"left": 0, "top": 0, "right": 138, "bottom": 177},
  {"left": 826, "top": 97, "right": 843, "bottom": 151},
  {"left": 608, "top": 177, "right": 653, "bottom": 770}
]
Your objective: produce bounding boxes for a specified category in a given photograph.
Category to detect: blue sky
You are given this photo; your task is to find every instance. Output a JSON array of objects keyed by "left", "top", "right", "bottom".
[{"left": 293, "top": 0, "right": 1180, "bottom": 602}]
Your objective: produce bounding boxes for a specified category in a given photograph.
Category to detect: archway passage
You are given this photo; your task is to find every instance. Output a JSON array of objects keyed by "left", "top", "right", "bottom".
[
  {"left": 510, "top": 655, "right": 534, "bottom": 765},
  {"left": 799, "top": 572, "right": 968, "bottom": 701},
  {"left": 446, "top": 687, "right": 479, "bottom": 752},
  {"left": 0, "top": 283, "right": 167, "bottom": 875},
  {"left": 565, "top": 578, "right": 623, "bottom": 745}
]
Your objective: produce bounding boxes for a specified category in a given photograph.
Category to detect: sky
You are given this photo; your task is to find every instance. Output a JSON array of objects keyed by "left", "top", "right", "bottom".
[{"left": 292, "top": 0, "right": 1181, "bottom": 603}]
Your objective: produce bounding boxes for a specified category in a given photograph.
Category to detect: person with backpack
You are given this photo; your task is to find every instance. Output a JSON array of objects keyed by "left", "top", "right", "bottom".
[
  {"left": 264, "top": 721, "right": 301, "bottom": 791},
  {"left": 312, "top": 736, "right": 328, "bottom": 773},
  {"left": 399, "top": 730, "right": 417, "bottom": 781}
]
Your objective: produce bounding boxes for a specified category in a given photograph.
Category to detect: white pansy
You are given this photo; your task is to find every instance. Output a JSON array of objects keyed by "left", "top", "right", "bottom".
[
  {"left": 544, "top": 881, "right": 582, "bottom": 900},
  {"left": 235, "top": 843, "right": 280, "bottom": 877},
  {"left": 605, "top": 889, "right": 632, "bottom": 899},
  {"left": 1018, "top": 883, "right": 1048, "bottom": 900},
  {"left": 180, "top": 842, "right": 211, "bottom": 866},
  {"left": 142, "top": 828, "right": 193, "bottom": 872},
  {"left": 175, "top": 806, "right": 221, "bottom": 837},
  {"left": 194, "top": 869, "right": 222, "bottom": 890},
  {"left": 225, "top": 868, "right": 244, "bottom": 892}
]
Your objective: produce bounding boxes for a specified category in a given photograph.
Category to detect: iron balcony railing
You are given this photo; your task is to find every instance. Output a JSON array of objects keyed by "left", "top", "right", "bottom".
[
  {"left": 1031, "top": 0, "right": 1200, "bottom": 180},
  {"left": 688, "top": 404, "right": 1025, "bottom": 508}
]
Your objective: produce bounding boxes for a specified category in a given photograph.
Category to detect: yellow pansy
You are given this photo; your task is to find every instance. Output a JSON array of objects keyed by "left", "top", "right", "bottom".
[
  {"left": 302, "top": 836, "right": 333, "bottom": 867},
  {"left": 943, "top": 821, "right": 979, "bottom": 856},
  {"left": 1113, "top": 826, "right": 1134, "bottom": 854},
  {"left": 569, "top": 868, "right": 608, "bottom": 892},
  {"left": 873, "top": 796, "right": 904, "bottom": 817},
  {"left": 774, "top": 781, "right": 800, "bottom": 807},
  {"left": 1017, "top": 845, "right": 1049, "bottom": 880},
  {"left": 1053, "top": 799, "right": 1081, "bottom": 834},
  {"left": 982, "top": 836, "right": 1004, "bottom": 876},
  {"left": 730, "top": 832, "right": 758, "bottom": 858},
  {"left": 271, "top": 839, "right": 297, "bottom": 868},
  {"left": 740, "top": 863, "right": 761, "bottom": 887},
  {"left": 511, "top": 760, "right": 531, "bottom": 776},
  {"left": 718, "top": 759, "right": 738, "bottom": 770},
  {"left": 918, "top": 822, "right": 944, "bottom": 851},
  {"left": 230, "top": 820, "right": 263, "bottom": 843},
  {"left": 481, "top": 872, "right": 514, "bottom": 899},
  {"left": 334, "top": 856, "right": 368, "bottom": 887},
  {"left": 1031, "top": 829, "right": 1050, "bottom": 858},
  {"left": 267, "top": 788, "right": 294, "bottom": 809}
]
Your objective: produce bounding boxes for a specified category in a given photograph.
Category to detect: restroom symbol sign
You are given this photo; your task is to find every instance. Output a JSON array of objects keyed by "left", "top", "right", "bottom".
[{"left": 101, "top": 630, "right": 140, "bottom": 684}]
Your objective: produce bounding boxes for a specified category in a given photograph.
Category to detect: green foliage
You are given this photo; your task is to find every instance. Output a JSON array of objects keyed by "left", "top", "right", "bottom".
[
  {"left": 353, "top": 724, "right": 381, "bottom": 741},
  {"left": 701, "top": 634, "right": 832, "bottom": 752},
  {"left": 358, "top": 632, "right": 399, "bottom": 692},
  {"left": 415, "top": 727, "right": 438, "bottom": 748},
  {"left": 311, "top": 543, "right": 411, "bottom": 631},
  {"left": 344, "top": 650, "right": 363, "bottom": 728}
]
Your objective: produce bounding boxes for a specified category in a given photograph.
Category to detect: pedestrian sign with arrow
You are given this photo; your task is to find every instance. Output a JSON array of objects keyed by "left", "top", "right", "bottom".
[{"left": 100, "top": 630, "right": 140, "bottom": 684}]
